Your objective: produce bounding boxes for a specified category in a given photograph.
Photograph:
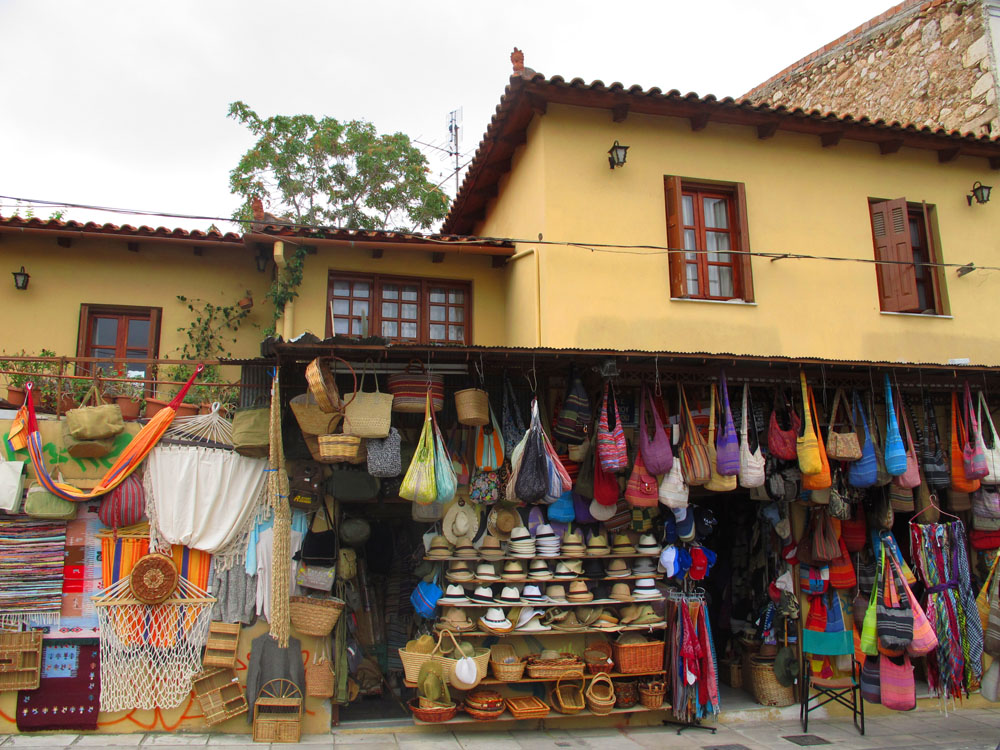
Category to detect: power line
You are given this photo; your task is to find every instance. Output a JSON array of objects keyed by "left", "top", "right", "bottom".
[{"left": 0, "top": 193, "right": 997, "bottom": 274}]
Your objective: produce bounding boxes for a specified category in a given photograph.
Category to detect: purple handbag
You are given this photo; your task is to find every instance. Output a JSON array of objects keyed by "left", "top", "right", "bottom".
[
  {"left": 716, "top": 372, "right": 740, "bottom": 476},
  {"left": 638, "top": 384, "right": 673, "bottom": 475}
]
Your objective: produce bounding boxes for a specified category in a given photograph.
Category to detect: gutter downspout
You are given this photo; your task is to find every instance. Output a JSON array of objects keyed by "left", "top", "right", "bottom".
[
  {"left": 272, "top": 241, "right": 295, "bottom": 340},
  {"left": 506, "top": 247, "right": 541, "bottom": 346}
]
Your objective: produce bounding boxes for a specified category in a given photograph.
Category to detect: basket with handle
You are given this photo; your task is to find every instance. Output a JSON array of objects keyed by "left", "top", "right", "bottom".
[
  {"left": 489, "top": 643, "right": 526, "bottom": 681},
  {"left": 612, "top": 639, "right": 665, "bottom": 674},
  {"left": 585, "top": 672, "right": 616, "bottom": 715},
  {"left": 318, "top": 416, "right": 362, "bottom": 463},
  {"left": 288, "top": 596, "right": 344, "bottom": 637},
  {"left": 548, "top": 671, "right": 586, "bottom": 715},
  {"left": 389, "top": 359, "right": 444, "bottom": 413},
  {"left": 748, "top": 657, "right": 795, "bottom": 707},
  {"left": 455, "top": 388, "right": 489, "bottom": 426},
  {"left": 344, "top": 361, "right": 393, "bottom": 438},
  {"left": 638, "top": 679, "right": 666, "bottom": 709},
  {"left": 306, "top": 357, "right": 349, "bottom": 414},
  {"left": 305, "top": 643, "right": 335, "bottom": 698},
  {"left": 584, "top": 642, "right": 614, "bottom": 675},
  {"left": 431, "top": 629, "right": 490, "bottom": 688}
]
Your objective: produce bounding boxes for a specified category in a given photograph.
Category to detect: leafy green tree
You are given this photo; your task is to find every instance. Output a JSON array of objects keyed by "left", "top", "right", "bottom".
[{"left": 228, "top": 101, "right": 450, "bottom": 232}]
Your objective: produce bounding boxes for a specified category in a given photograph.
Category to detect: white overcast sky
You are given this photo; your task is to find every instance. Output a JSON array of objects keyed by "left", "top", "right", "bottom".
[{"left": 1, "top": 0, "right": 896, "bottom": 232}]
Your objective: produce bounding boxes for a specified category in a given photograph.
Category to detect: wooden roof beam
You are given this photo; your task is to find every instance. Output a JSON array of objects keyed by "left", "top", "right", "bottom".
[
  {"left": 612, "top": 103, "right": 630, "bottom": 123},
  {"left": 689, "top": 113, "right": 710, "bottom": 131},
  {"left": 526, "top": 94, "right": 547, "bottom": 116},
  {"left": 820, "top": 130, "right": 844, "bottom": 148},
  {"left": 757, "top": 122, "right": 779, "bottom": 140},
  {"left": 879, "top": 139, "right": 904, "bottom": 155},
  {"left": 938, "top": 147, "right": 961, "bottom": 163},
  {"left": 991, "top": 156, "right": 1000, "bottom": 170}
]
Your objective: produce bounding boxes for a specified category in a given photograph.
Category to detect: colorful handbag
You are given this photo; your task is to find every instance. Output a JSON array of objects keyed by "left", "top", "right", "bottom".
[
  {"left": 389, "top": 359, "right": 443, "bottom": 413},
  {"left": 431, "top": 410, "right": 457, "bottom": 504},
  {"left": 448, "top": 428, "right": 470, "bottom": 487},
  {"left": 474, "top": 401, "right": 505, "bottom": 472},
  {"left": 768, "top": 388, "right": 800, "bottom": 461},
  {"left": 638, "top": 384, "right": 673, "bottom": 476},
  {"left": 715, "top": 372, "right": 740, "bottom": 476},
  {"left": 553, "top": 366, "right": 591, "bottom": 446},
  {"left": 367, "top": 427, "right": 402, "bottom": 478},
  {"left": 951, "top": 391, "right": 981, "bottom": 492},
  {"left": 802, "top": 386, "right": 832, "bottom": 491},
  {"left": 469, "top": 468, "right": 501, "bottom": 504},
  {"left": 882, "top": 375, "right": 907, "bottom": 476},
  {"left": 678, "top": 385, "right": 711, "bottom": 486},
  {"left": 399, "top": 392, "right": 438, "bottom": 505},
  {"left": 964, "top": 382, "right": 989, "bottom": 480},
  {"left": 739, "top": 384, "right": 766, "bottom": 488},
  {"left": 869, "top": 393, "right": 893, "bottom": 487},
  {"left": 98, "top": 473, "right": 145, "bottom": 528},
  {"left": 892, "top": 395, "right": 921, "bottom": 489},
  {"left": 879, "top": 653, "right": 916, "bottom": 711},
  {"left": 977, "top": 391, "right": 1000, "bottom": 483},
  {"left": 888, "top": 556, "right": 938, "bottom": 658},
  {"left": 592, "top": 450, "right": 620, "bottom": 506},
  {"left": 501, "top": 373, "right": 526, "bottom": 455},
  {"left": 860, "top": 548, "right": 884, "bottom": 656},
  {"left": 922, "top": 395, "right": 950, "bottom": 491},
  {"left": 596, "top": 382, "right": 628, "bottom": 473},
  {"left": 705, "top": 384, "right": 737, "bottom": 492},
  {"left": 625, "top": 450, "right": 658, "bottom": 508},
  {"left": 876, "top": 561, "right": 912, "bottom": 653},
  {"left": 797, "top": 372, "right": 822, "bottom": 475},
  {"left": 848, "top": 391, "right": 878, "bottom": 488},
  {"left": 825, "top": 388, "right": 862, "bottom": 462},
  {"left": 859, "top": 655, "right": 881, "bottom": 704}
]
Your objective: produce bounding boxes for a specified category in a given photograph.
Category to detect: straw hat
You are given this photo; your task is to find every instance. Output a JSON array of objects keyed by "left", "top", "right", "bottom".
[
  {"left": 586, "top": 532, "right": 611, "bottom": 556},
  {"left": 405, "top": 634, "right": 436, "bottom": 653},
  {"left": 528, "top": 559, "right": 553, "bottom": 580},
  {"left": 427, "top": 535, "right": 453, "bottom": 559},
  {"left": 480, "top": 535, "right": 504, "bottom": 560},
  {"left": 520, "top": 584, "right": 548, "bottom": 604},
  {"left": 469, "top": 585, "right": 496, "bottom": 605},
  {"left": 611, "top": 534, "right": 636, "bottom": 554},
  {"left": 551, "top": 610, "right": 585, "bottom": 631},
  {"left": 593, "top": 610, "right": 621, "bottom": 630},
  {"left": 566, "top": 580, "right": 593, "bottom": 602},
  {"left": 589, "top": 498, "right": 616, "bottom": 522},
  {"left": 619, "top": 604, "right": 663, "bottom": 626},
  {"left": 605, "top": 559, "right": 631, "bottom": 578},
  {"left": 447, "top": 560, "right": 474, "bottom": 582},
  {"left": 553, "top": 562, "right": 578, "bottom": 580},
  {"left": 478, "top": 607, "right": 514, "bottom": 634},
  {"left": 576, "top": 606, "right": 603, "bottom": 626},
  {"left": 609, "top": 583, "right": 633, "bottom": 601},
  {"left": 435, "top": 607, "right": 475, "bottom": 631},
  {"left": 495, "top": 586, "right": 523, "bottom": 605},
  {"left": 487, "top": 506, "right": 520, "bottom": 540},
  {"left": 774, "top": 646, "right": 799, "bottom": 687},
  {"left": 443, "top": 500, "right": 481, "bottom": 546},
  {"left": 545, "top": 584, "right": 568, "bottom": 603},
  {"left": 632, "top": 578, "right": 660, "bottom": 599},
  {"left": 515, "top": 607, "right": 552, "bottom": 632},
  {"left": 636, "top": 534, "right": 661, "bottom": 555},
  {"left": 438, "top": 584, "right": 471, "bottom": 605},
  {"left": 561, "top": 527, "right": 586, "bottom": 556},
  {"left": 476, "top": 562, "right": 500, "bottom": 581},
  {"left": 501, "top": 560, "right": 526, "bottom": 581},
  {"left": 454, "top": 542, "right": 478, "bottom": 559}
]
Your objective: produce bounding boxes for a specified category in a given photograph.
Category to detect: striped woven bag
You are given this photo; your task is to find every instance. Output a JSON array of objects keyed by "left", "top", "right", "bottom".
[
  {"left": 596, "top": 383, "right": 628, "bottom": 473},
  {"left": 98, "top": 474, "right": 146, "bottom": 528}
]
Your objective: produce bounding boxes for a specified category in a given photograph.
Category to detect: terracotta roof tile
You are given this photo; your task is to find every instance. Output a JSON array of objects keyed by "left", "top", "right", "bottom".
[{"left": 0, "top": 215, "right": 243, "bottom": 242}]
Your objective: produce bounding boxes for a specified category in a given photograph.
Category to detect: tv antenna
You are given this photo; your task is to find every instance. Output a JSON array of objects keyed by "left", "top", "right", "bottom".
[{"left": 448, "top": 108, "right": 463, "bottom": 197}]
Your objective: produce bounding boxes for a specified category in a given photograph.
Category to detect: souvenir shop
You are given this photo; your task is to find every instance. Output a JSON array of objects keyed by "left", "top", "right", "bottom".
[{"left": 0, "top": 343, "right": 998, "bottom": 738}]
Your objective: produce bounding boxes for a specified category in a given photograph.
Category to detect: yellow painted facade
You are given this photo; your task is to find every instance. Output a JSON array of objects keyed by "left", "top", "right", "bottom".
[{"left": 477, "top": 102, "right": 1000, "bottom": 364}]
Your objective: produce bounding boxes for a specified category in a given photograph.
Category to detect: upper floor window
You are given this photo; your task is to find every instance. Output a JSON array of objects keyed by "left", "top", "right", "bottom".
[
  {"left": 868, "top": 198, "right": 944, "bottom": 314},
  {"left": 76, "top": 304, "right": 161, "bottom": 378},
  {"left": 665, "top": 177, "right": 755, "bottom": 302},
  {"left": 327, "top": 272, "right": 470, "bottom": 344}
]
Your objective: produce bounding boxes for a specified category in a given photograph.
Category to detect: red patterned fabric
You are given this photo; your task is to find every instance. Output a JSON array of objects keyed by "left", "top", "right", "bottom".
[{"left": 98, "top": 474, "right": 145, "bottom": 528}]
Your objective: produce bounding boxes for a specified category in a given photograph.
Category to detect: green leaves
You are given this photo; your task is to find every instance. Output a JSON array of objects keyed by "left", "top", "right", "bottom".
[{"left": 228, "top": 101, "right": 450, "bottom": 232}]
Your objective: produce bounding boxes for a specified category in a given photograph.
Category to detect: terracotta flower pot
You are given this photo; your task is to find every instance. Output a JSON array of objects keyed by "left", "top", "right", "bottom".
[
  {"left": 198, "top": 402, "right": 214, "bottom": 415},
  {"left": 115, "top": 396, "right": 142, "bottom": 421},
  {"left": 175, "top": 403, "right": 199, "bottom": 417},
  {"left": 59, "top": 395, "right": 77, "bottom": 414},
  {"left": 6, "top": 387, "right": 25, "bottom": 407},
  {"left": 145, "top": 398, "right": 170, "bottom": 419}
]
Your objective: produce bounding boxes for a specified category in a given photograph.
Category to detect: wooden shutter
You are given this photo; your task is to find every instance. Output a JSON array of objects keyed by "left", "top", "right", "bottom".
[
  {"left": 735, "top": 183, "right": 754, "bottom": 303},
  {"left": 664, "top": 176, "right": 685, "bottom": 297},
  {"left": 870, "top": 198, "right": 919, "bottom": 312}
]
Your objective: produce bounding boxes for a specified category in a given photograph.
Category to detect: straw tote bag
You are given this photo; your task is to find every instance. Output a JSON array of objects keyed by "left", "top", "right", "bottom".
[
  {"left": 796, "top": 372, "right": 822, "bottom": 476},
  {"left": 739, "top": 384, "right": 765, "bottom": 488},
  {"left": 826, "top": 388, "right": 862, "bottom": 462},
  {"left": 977, "top": 391, "right": 1000, "bottom": 483},
  {"left": 344, "top": 363, "right": 393, "bottom": 438},
  {"left": 389, "top": 359, "right": 444, "bottom": 413},
  {"left": 705, "top": 385, "right": 737, "bottom": 492}
]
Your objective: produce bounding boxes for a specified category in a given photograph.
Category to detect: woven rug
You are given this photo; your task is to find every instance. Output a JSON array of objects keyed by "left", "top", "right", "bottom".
[
  {"left": 16, "top": 643, "right": 100, "bottom": 732},
  {"left": 0, "top": 517, "right": 67, "bottom": 627}
]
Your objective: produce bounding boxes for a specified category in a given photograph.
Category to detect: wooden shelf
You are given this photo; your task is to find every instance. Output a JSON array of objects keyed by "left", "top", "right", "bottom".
[
  {"left": 447, "top": 574, "right": 659, "bottom": 585},
  {"left": 437, "top": 597, "right": 665, "bottom": 609},
  {"left": 428, "top": 553, "right": 660, "bottom": 562},
  {"left": 452, "top": 623, "right": 667, "bottom": 637},
  {"left": 405, "top": 669, "right": 666, "bottom": 688},
  {"left": 413, "top": 703, "right": 671, "bottom": 724}
]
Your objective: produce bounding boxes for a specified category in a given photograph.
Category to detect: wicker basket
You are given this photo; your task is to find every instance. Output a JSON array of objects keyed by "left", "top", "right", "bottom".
[
  {"left": 252, "top": 679, "right": 302, "bottom": 743},
  {"left": 432, "top": 630, "right": 489, "bottom": 688},
  {"left": 318, "top": 432, "right": 362, "bottom": 463},
  {"left": 585, "top": 673, "right": 616, "bottom": 715},
  {"left": 291, "top": 393, "right": 340, "bottom": 437},
  {"left": 584, "top": 643, "right": 614, "bottom": 675},
  {"left": 192, "top": 668, "right": 247, "bottom": 727},
  {"left": 722, "top": 658, "right": 743, "bottom": 690},
  {"left": 305, "top": 657, "right": 334, "bottom": 698},
  {"left": 306, "top": 358, "right": 342, "bottom": 414},
  {"left": 343, "top": 371, "right": 393, "bottom": 439},
  {"left": 748, "top": 657, "right": 796, "bottom": 707},
  {"left": 400, "top": 644, "right": 435, "bottom": 685},
  {"left": 289, "top": 596, "right": 344, "bottom": 637},
  {"left": 505, "top": 695, "right": 550, "bottom": 720},
  {"left": 614, "top": 679, "right": 638, "bottom": 708},
  {"left": 490, "top": 643, "right": 526, "bottom": 681},
  {"left": 0, "top": 631, "right": 42, "bottom": 692},
  {"left": 638, "top": 680, "right": 666, "bottom": 709},
  {"left": 612, "top": 640, "right": 665, "bottom": 674},
  {"left": 463, "top": 703, "right": 506, "bottom": 721},
  {"left": 455, "top": 389, "right": 489, "bottom": 426},
  {"left": 526, "top": 652, "right": 585, "bottom": 678},
  {"left": 548, "top": 671, "right": 586, "bottom": 715},
  {"left": 203, "top": 622, "right": 241, "bottom": 669},
  {"left": 409, "top": 698, "right": 458, "bottom": 723}
]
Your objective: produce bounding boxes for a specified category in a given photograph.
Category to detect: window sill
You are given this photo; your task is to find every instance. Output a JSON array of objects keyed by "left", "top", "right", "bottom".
[
  {"left": 670, "top": 297, "right": 757, "bottom": 306},
  {"left": 879, "top": 311, "right": 953, "bottom": 319}
]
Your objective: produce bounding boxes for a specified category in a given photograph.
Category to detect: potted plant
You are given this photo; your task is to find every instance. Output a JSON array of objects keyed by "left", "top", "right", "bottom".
[
  {"left": 162, "top": 364, "right": 200, "bottom": 418},
  {"left": 0, "top": 350, "right": 31, "bottom": 406},
  {"left": 108, "top": 367, "right": 145, "bottom": 421}
]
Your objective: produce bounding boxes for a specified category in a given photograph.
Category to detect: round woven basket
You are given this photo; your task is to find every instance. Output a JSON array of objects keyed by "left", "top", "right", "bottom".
[
  {"left": 289, "top": 596, "right": 345, "bottom": 637},
  {"left": 291, "top": 394, "right": 341, "bottom": 437},
  {"left": 638, "top": 680, "right": 666, "bottom": 709},
  {"left": 454, "top": 389, "right": 489, "bottom": 426},
  {"left": 306, "top": 359, "right": 341, "bottom": 414},
  {"left": 585, "top": 673, "right": 616, "bottom": 715},
  {"left": 318, "top": 433, "right": 361, "bottom": 462},
  {"left": 748, "top": 657, "right": 796, "bottom": 707},
  {"left": 129, "top": 553, "right": 178, "bottom": 604},
  {"left": 614, "top": 679, "right": 638, "bottom": 708},
  {"left": 489, "top": 643, "right": 526, "bottom": 681}
]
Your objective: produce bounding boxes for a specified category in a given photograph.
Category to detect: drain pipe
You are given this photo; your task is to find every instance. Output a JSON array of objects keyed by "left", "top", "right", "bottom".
[
  {"left": 506, "top": 247, "right": 541, "bottom": 346},
  {"left": 272, "top": 241, "right": 295, "bottom": 340}
]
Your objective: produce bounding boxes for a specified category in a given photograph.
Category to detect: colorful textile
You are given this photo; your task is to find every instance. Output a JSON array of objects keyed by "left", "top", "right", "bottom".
[
  {"left": 100, "top": 536, "right": 211, "bottom": 590},
  {"left": 52, "top": 507, "right": 102, "bottom": 638},
  {"left": 16, "top": 644, "right": 100, "bottom": 732},
  {"left": 0, "top": 517, "right": 66, "bottom": 627}
]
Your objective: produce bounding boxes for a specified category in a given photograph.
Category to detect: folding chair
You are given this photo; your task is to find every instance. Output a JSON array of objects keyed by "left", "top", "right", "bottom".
[{"left": 800, "top": 658, "right": 864, "bottom": 735}]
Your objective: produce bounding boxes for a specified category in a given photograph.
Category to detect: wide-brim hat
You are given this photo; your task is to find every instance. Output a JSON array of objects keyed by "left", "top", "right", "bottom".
[
  {"left": 509, "top": 525, "right": 532, "bottom": 542},
  {"left": 488, "top": 506, "right": 521, "bottom": 540},
  {"left": 515, "top": 607, "right": 551, "bottom": 632},
  {"left": 774, "top": 646, "right": 799, "bottom": 687},
  {"left": 632, "top": 558, "right": 656, "bottom": 575},
  {"left": 632, "top": 578, "right": 659, "bottom": 599},
  {"left": 567, "top": 581, "right": 593, "bottom": 602},
  {"left": 586, "top": 532, "right": 611, "bottom": 556},
  {"left": 609, "top": 583, "right": 632, "bottom": 601},
  {"left": 496, "top": 586, "right": 522, "bottom": 605},
  {"left": 476, "top": 563, "right": 500, "bottom": 581},
  {"left": 611, "top": 534, "right": 636, "bottom": 554},
  {"left": 593, "top": 610, "right": 621, "bottom": 630},
  {"left": 501, "top": 561, "right": 526, "bottom": 581},
  {"left": 528, "top": 559, "right": 552, "bottom": 575},
  {"left": 436, "top": 607, "right": 475, "bottom": 631},
  {"left": 636, "top": 534, "right": 661, "bottom": 555},
  {"left": 619, "top": 604, "right": 663, "bottom": 626},
  {"left": 454, "top": 543, "right": 478, "bottom": 559},
  {"left": 469, "top": 586, "right": 496, "bottom": 604},
  {"left": 480, "top": 534, "right": 504, "bottom": 559},
  {"left": 553, "top": 562, "right": 578, "bottom": 580},
  {"left": 605, "top": 559, "right": 631, "bottom": 578},
  {"left": 443, "top": 500, "right": 481, "bottom": 546},
  {"left": 545, "top": 585, "right": 568, "bottom": 603},
  {"left": 551, "top": 610, "right": 585, "bottom": 631},
  {"left": 576, "top": 605, "right": 603, "bottom": 626},
  {"left": 478, "top": 607, "right": 515, "bottom": 634},
  {"left": 427, "top": 535, "right": 453, "bottom": 558},
  {"left": 520, "top": 585, "right": 548, "bottom": 603},
  {"left": 447, "top": 561, "right": 474, "bottom": 581},
  {"left": 439, "top": 585, "right": 471, "bottom": 605}
]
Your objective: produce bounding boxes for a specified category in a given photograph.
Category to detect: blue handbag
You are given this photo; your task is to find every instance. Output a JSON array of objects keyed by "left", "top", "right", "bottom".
[
  {"left": 848, "top": 391, "right": 877, "bottom": 488},
  {"left": 883, "top": 376, "right": 907, "bottom": 476},
  {"left": 410, "top": 573, "right": 442, "bottom": 619},
  {"left": 548, "top": 491, "right": 576, "bottom": 523}
]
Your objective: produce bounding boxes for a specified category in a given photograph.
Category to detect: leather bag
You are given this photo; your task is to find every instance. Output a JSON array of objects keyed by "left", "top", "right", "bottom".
[{"left": 825, "top": 388, "right": 861, "bottom": 461}]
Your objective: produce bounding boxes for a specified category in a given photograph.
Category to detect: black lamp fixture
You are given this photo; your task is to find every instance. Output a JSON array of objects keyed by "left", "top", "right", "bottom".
[
  {"left": 608, "top": 140, "right": 629, "bottom": 169},
  {"left": 254, "top": 245, "right": 270, "bottom": 273},
  {"left": 11, "top": 266, "right": 29, "bottom": 290},
  {"left": 967, "top": 181, "right": 992, "bottom": 205}
]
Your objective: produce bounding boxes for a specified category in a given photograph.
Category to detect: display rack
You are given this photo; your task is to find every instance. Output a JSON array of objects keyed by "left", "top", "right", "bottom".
[{"left": 413, "top": 703, "right": 672, "bottom": 725}]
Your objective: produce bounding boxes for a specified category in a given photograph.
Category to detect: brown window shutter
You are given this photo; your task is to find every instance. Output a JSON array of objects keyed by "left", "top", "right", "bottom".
[
  {"left": 922, "top": 201, "right": 944, "bottom": 314},
  {"left": 664, "top": 176, "right": 685, "bottom": 297},
  {"left": 870, "top": 197, "right": 918, "bottom": 312},
  {"left": 735, "top": 183, "right": 754, "bottom": 302}
]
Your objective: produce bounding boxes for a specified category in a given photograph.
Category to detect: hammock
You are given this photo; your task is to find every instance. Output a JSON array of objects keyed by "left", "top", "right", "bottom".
[{"left": 22, "top": 365, "right": 204, "bottom": 502}]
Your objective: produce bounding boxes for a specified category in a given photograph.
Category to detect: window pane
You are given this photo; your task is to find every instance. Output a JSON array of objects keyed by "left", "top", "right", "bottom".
[
  {"left": 352, "top": 300, "right": 369, "bottom": 316},
  {"left": 685, "top": 265, "right": 700, "bottom": 296},
  {"left": 126, "top": 364, "right": 147, "bottom": 378},
  {"left": 351, "top": 319, "right": 362, "bottom": 335},
  {"left": 402, "top": 285, "right": 418, "bottom": 301},
  {"left": 382, "top": 321, "right": 398, "bottom": 337},
  {"left": 382, "top": 302, "right": 397, "bottom": 318},
  {"left": 401, "top": 304, "right": 418, "bottom": 319},
  {"left": 429, "top": 288, "right": 446, "bottom": 304},
  {"left": 448, "top": 290, "right": 464, "bottom": 304},
  {"left": 92, "top": 347, "right": 116, "bottom": 361},
  {"left": 449, "top": 325, "right": 464, "bottom": 341},
  {"left": 92, "top": 318, "right": 118, "bottom": 347},
  {"left": 125, "top": 348, "right": 145, "bottom": 360},
  {"left": 401, "top": 322, "right": 418, "bottom": 338},
  {"left": 430, "top": 306, "right": 446, "bottom": 322},
  {"left": 681, "top": 195, "right": 695, "bottom": 226},
  {"left": 683, "top": 230, "right": 697, "bottom": 251},
  {"left": 703, "top": 197, "right": 729, "bottom": 229},
  {"left": 333, "top": 280, "right": 351, "bottom": 296},
  {"left": 382, "top": 284, "right": 398, "bottom": 300},
  {"left": 705, "top": 231, "right": 731, "bottom": 259},
  {"left": 708, "top": 266, "right": 734, "bottom": 298},
  {"left": 430, "top": 324, "right": 446, "bottom": 340},
  {"left": 449, "top": 307, "right": 464, "bottom": 323},
  {"left": 334, "top": 318, "right": 349, "bottom": 334},
  {"left": 332, "top": 299, "right": 350, "bottom": 315},
  {"left": 127, "top": 319, "right": 149, "bottom": 348},
  {"left": 352, "top": 282, "right": 370, "bottom": 298}
]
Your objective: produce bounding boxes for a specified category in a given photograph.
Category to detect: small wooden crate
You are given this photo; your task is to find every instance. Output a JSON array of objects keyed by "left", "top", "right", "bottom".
[
  {"left": 0, "top": 632, "right": 42, "bottom": 692},
  {"left": 192, "top": 668, "right": 247, "bottom": 727},
  {"left": 203, "top": 622, "right": 241, "bottom": 669},
  {"left": 252, "top": 679, "right": 302, "bottom": 743}
]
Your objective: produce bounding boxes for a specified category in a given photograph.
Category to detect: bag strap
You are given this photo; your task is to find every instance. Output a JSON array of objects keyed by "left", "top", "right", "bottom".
[
  {"left": 741, "top": 384, "right": 750, "bottom": 441},
  {"left": 953, "top": 391, "right": 969, "bottom": 448},
  {"left": 924, "top": 395, "right": 942, "bottom": 452},
  {"left": 709, "top": 384, "right": 718, "bottom": 442},
  {"left": 852, "top": 391, "right": 870, "bottom": 435},
  {"left": 978, "top": 391, "right": 1000, "bottom": 449},
  {"left": 897, "top": 391, "right": 915, "bottom": 454},
  {"left": 965, "top": 382, "right": 980, "bottom": 437},
  {"left": 720, "top": 371, "right": 732, "bottom": 424},
  {"left": 607, "top": 381, "right": 619, "bottom": 431},
  {"left": 800, "top": 372, "right": 814, "bottom": 437}
]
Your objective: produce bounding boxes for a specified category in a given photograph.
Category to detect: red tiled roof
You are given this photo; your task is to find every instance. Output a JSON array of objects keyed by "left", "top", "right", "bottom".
[
  {"left": 247, "top": 223, "right": 513, "bottom": 249},
  {"left": 0, "top": 215, "right": 243, "bottom": 243},
  {"left": 442, "top": 68, "right": 1000, "bottom": 234}
]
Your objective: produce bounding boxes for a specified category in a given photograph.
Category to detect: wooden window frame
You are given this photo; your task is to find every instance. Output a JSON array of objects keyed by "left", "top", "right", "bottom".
[
  {"left": 326, "top": 271, "right": 472, "bottom": 344},
  {"left": 665, "top": 176, "right": 754, "bottom": 302},
  {"left": 76, "top": 303, "right": 161, "bottom": 376},
  {"left": 868, "top": 197, "right": 945, "bottom": 315}
]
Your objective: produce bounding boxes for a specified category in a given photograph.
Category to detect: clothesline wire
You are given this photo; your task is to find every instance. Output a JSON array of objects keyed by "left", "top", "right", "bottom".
[{"left": 1, "top": 194, "right": 997, "bottom": 273}]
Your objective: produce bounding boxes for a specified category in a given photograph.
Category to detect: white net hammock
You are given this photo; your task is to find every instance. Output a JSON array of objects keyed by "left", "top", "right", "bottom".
[{"left": 92, "top": 575, "right": 216, "bottom": 712}]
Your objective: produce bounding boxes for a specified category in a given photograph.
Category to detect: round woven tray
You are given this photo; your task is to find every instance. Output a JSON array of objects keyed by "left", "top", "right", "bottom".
[{"left": 129, "top": 553, "right": 178, "bottom": 604}]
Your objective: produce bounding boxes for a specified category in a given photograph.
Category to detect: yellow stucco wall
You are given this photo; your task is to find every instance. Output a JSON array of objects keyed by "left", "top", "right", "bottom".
[{"left": 476, "top": 102, "right": 1000, "bottom": 365}]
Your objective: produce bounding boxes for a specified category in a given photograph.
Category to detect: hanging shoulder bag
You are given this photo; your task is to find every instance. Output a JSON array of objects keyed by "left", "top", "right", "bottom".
[
  {"left": 705, "top": 384, "right": 737, "bottom": 492},
  {"left": 474, "top": 399, "right": 505, "bottom": 472},
  {"left": 739, "top": 384, "right": 766, "bottom": 488},
  {"left": 367, "top": 427, "right": 402, "bottom": 478},
  {"left": 658, "top": 459, "right": 689, "bottom": 509},
  {"left": 802, "top": 385, "right": 832, "bottom": 492},
  {"left": 977, "top": 391, "right": 1000, "bottom": 484},
  {"left": 715, "top": 372, "right": 740, "bottom": 476},
  {"left": 625, "top": 450, "right": 658, "bottom": 507},
  {"left": 797, "top": 372, "right": 822, "bottom": 475},
  {"left": 964, "top": 382, "right": 990, "bottom": 480},
  {"left": 638, "top": 384, "right": 673, "bottom": 476},
  {"left": 892, "top": 394, "right": 921, "bottom": 489},
  {"left": 400, "top": 392, "right": 438, "bottom": 504},
  {"left": 869, "top": 392, "right": 893, "bottom": 486},
  {"left": 768, "top": 388, "right": 801, "bottom": 461},
  {"left": 299, "top": 499, "right": 338, "bottom": 567},
  {"left": 431, "top": 408, "right": 457, "bottom": 504},
  {"left": 678, "top": 385, "right": 711, "bottom": 486},
  {"left": 514, "top": 399, "right": 549, "bottom": 504},
  {"left": 501, "top": 372, "right": 526, "bottom": 455},
  {"left": 848, "top": 391, "right": 878, "bottom": 488},
  {"left": 826, "top": 388, "right": 862, "bottom": 462},
  {"left": 883, "top": 375, "right": 907, "bottom": 476},
  {"left": 951, "top": 391, "right": 981, "bottom": 492},
  {"left": 922, "top": 395, "right": 950, "bottom": 491},
  {"left": 553, "top": 366, "right": 591, "bottom": 446},
  {"left": 596, "top": 382, "right": 628, "bottom": 473}
]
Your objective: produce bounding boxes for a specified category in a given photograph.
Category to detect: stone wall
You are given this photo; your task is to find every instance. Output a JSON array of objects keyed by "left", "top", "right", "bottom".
[{"left": 745, "top": 0, "right": 999, "bottom": 136}]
